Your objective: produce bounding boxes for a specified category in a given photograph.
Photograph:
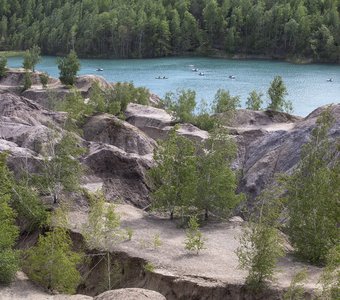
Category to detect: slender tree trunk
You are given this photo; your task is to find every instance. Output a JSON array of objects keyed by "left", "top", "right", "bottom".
[
  {"left": 204, "top": 208, "right": 209, "bottom": 221},
  {"left": 170, "top": 210, "right": 174, "bottom": 220}
]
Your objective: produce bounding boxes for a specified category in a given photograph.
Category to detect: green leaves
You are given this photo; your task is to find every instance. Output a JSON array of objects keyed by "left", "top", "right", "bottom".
[
  {"left": 25, "top": 227, "right": 83, "bottom": 294},
  {"left": 267, "top": 76, "right": 293, "bottom": 113},
  {"left": 58, "top": 50, "right": 80, "bottom": 86},
  {"left": 149, "top": 126, "right": 242, "bottom": 220},
  {"left": 285, "top": 108, "right": 339, "bottom": 264},
  {"left": 184, "top": 216, "right": 205, "bottom": 254}
]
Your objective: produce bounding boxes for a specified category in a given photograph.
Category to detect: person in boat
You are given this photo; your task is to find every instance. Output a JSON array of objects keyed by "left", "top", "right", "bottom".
[
  {"left": 96, "top": 68, "right": 103, "bottom": 71},
  {"left": 327, "top": 78, "right": 333, "bottom": 82},
  {"left": 229, "top": 75, "right": 235, "bottom": 79},
  {"left": 199, "top": 72, "right": 204, "bottom": 76},
  {"left": 192, "top": 68, "right": 198, "bottom": 72}
]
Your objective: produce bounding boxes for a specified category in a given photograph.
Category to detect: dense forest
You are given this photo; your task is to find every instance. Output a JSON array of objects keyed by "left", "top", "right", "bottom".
[{"left": 0, "top": 0, "right": 339, "bottom": 61}]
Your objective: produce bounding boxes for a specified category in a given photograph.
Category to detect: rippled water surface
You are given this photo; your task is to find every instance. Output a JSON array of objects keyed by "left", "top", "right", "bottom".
[{"left": 7, "top": 56, "right": 340, "bottom": 116}]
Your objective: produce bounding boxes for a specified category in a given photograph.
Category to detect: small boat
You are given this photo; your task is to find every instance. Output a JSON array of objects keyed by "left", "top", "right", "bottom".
[
  {"left": 155, "top": 76, "right": 168, "bottom": 79},
  {"left": 192, "top": 68, "right": 198, "bottom": 72},
  {"left": 96, "top": 68, "right": 104, "bottom": 72},
  {"left": 229, "top": 75, "right": 236, "bottom": 79},
  {"left": 199, "top": 72, "right": 205, "bottom": 76},
  {"left": 327, "top": 78, "right": 333, "bottom": 82}
]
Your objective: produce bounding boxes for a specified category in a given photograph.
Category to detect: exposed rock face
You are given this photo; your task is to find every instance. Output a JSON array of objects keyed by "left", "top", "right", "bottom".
[
  {"left": 84, "top": 143, "right": 152, "bottom": 207},
  {"left": 94, "top": 288, "right": 166, "bottom": 300},
  {"left": 125, "top": 103, "right": 208, "bottom": 142},
  {"left": 83, "top": 114, "right": 156, "bottom": 156},
  {"left": 236, "top": 105, "right": 340, "bottom": 198}
]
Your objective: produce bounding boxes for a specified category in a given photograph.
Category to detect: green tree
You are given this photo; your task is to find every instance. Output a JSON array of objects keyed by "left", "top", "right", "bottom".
[
  {"left": 197, "top": 127, "right": 243, "bottom": 220},
  {"left": 213, "top": 89, "right": 241, "bottom": 114},
  {"left": 148, "top": 127, "right": 198, "bottom": 220},
  {"left": 23, "top": 71, "right": 32, "bottom": 90},
  {"left": 164, "top": 89, "right": 196, "bottom": 123},
  {"left": 58, "top": 50, "right": 80, "bottom": 86},
  {"left": 267, "top": 76, "right": 293, "bottom": 113},
  {"left": 184, "top": 216, "right": 205, "bottom": 255},
  {"left": 82, "top": 192, "right": 124, "bottom": 290},
  {"left": 33, "top": 131, "right": 85, "bottom": 204},
  {"left": 236, "top": 188, "right": 285, "bottom": 291},
  {"left": 25, "top": 207, "right": 83, "bottom": 294},
  {"left": 284, "top": 108, "right": 339, "bottom": 264},
  {"left": 0, "top": 153, "right": 19, "bottom": 284},
  {"left": 283, "top": 270, "right": 308, "bottom": 300},
  {"left": 0, "top": 56, "right": 7, "bottom": 78},
  {"left": 319, "top": 245, "right": 340, "bottom": 300},
  {"left": 22, "top": 45, "right": 41, "bottom": 72},
  {"left": 246, "top": 90, "right": 263, "bottom": 110},
  {"left": 39, "top": 72, "right": 49, "bottom": 88}
]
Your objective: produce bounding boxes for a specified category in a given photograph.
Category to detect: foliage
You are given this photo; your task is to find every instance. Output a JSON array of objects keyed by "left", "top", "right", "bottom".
[
  {"left": 107, "top": 82, "right": 150, "bottom": 116},
  {"left": 192, "top": 99, "right": 218, "bottom": 132},
  {"left": 0, "top": 153, "right": 19, "bottom": 284},
  {"left": 0, "top": 56, "right": 7, "bottom": 78},
  {"left": 58, "top": 89, "right": 93, "bottom": 127},
  {"left": 39, "top": 72, "right": 49, "bottom": 88},
  {"left": 236, "top": 188, "right": 285, "bottom": 291},
  {"left": 284, "top": 108, "right": 339, "bottom": 264},
  {"left": 318, "top": 245, "right": 340, "bottom": 300},
  {"left": 82, "top": 192, "right": 123, "bottom": 250},
  {"left": 143, "top": 262, "right": 155, "bottom": 273},
  {"left": 32, "top": 131, "right": 85, "bottom": 204},
  {"left": 22, "top": 45, "right": 41, "bottom": 72},
  {"left": 58, "top": 50, "right": 80, "bottom": 85},
  {"left": 267, "top": 76, "right": 293, "bottom": 113},
  {"left": 23, "top": 72, "right": 32, "bottom": 90},
  {"left": 25, "top": 221, "right": 83, "bottom": 293},
  {"left": 152, "top": 233, "right": 162, "bottom": 249},
  {"left": 283, "top": 270, "right": 308, "bottom": 300},
  {"left": 246, "top": 90, "right": 263, "bottom": 111},
  {"left": 164, "top": 89, "right": 196, "bottom": 123},
  {"left": 148, "top": 127, "right": 198, "bottom": 219},
  {"left": 212, "top": 89, "right": 240, "bottom": 114},
  {"left": 196, "top": 127, "right": 243, "bottom": 220},
  {"left": 184, "top": 216, "right": 205, "bottom": 255},
  {"left": 0, "top": 1, "right": 339, "bottom": 62}
]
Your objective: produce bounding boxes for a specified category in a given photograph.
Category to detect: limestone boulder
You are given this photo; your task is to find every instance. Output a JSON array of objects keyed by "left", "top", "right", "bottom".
[
  {"left": 83, "top": 114, "right": 156, "bottom": 155},
  {"left": 94, "top": 288, "right": 166, "bottom": 300}
]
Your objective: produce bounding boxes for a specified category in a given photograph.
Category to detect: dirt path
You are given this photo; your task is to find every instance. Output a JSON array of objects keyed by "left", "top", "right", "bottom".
[{"left": 70, "top": 204, "right": 323, "bottom": 292}]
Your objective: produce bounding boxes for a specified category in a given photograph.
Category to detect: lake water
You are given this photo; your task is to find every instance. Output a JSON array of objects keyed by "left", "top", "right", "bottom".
[{"left": 7, "top": 56, "right": 340, "bottom": 116}]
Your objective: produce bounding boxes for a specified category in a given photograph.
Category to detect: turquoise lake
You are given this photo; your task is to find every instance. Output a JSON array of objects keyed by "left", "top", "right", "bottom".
[{"left": 7, "top": 56, "right": 340, "bottom": 116}]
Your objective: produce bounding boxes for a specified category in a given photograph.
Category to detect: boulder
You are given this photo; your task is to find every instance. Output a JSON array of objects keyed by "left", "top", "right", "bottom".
[
  {"left": 84, "top": 142, "right": 152, "bottom": 207},
  {"left": 83, "top": 114, "right": 156, "bottom": 156},
  {"left": 125, "top": 103, "right": 209, "bottom": 142},
  {"left": 94, "top": 288, "right": 166, "bottom": 300}
]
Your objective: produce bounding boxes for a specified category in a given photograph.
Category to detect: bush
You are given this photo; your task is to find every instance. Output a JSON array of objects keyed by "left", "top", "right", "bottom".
[
  {"left": 267, "top": 76, "right": 293, "bottom": 113},
  {"left": 246, "top": 90, "right": 263, "bottom": 110},
  {"left": 25, "top": 227, "right": 83, "bottom": 293},
  {"left": 212, "top": 89, "right": 240, "bottom": 114},
  {"left": 164, "top": 89, "right": 196, "bottom": 123},
  {"left": 39, "top": 73, "right": 49, "bottom": 88},
  {"left": 184, "top": 216, "right": 205, "bottom": 254},
  {"left": 0, "top": 56, "right": 7, "bottom": 78}
]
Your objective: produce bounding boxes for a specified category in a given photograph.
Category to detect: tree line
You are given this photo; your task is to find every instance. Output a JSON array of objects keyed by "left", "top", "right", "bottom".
[{"left": 0, "top": 0, "right": 339, "bottom": 62}]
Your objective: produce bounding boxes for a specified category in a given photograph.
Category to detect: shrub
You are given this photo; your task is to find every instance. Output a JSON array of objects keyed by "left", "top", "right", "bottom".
[
  {"left": 39, "top": 72, "right": 49, "bottom": 88},
  {"left": 0, "top": 56, "right": 7, "bottom": 78},
  {"left": 246, "top": 90, "right": 263, "bottom": 110},
  {"left": 184, "top": 216, "right": 205, "bottom": 255}
]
